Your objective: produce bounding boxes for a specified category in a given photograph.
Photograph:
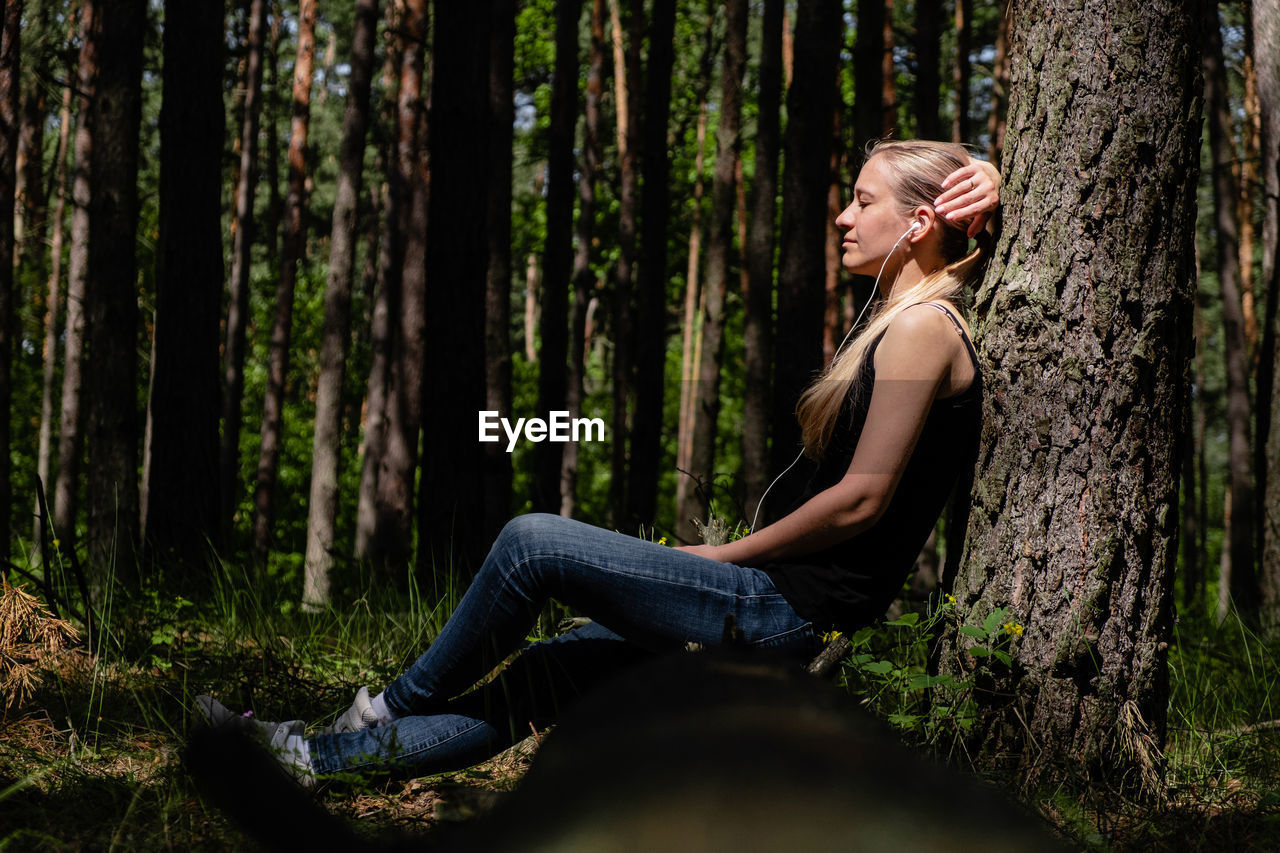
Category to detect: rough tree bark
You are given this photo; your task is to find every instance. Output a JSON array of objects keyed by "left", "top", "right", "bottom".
[
  {"left": 939, "top": 0, "right": 1201, "bottom": 790},
  {"left": 252, "top": 0, "right": 316, "bottom": 563},
  {"left": 302, "top": 0, "right": 379, "bottom": 609},
  {"left": 742, "top": 0, "right": 782, "bottom": 526},
  {"left": 418, "top": 0, "right": 491, "bottom": 575},
  {"left": 145, "top": 0, "right": 225, "bottom": 571},
  {"left": 84, "top": 0, "right": 145, "bottom": 577},
  {"left": 221, "top": 0, "right": 268, "bottom": 543},
  {"left": 531, "top": 0, "right": 582, "bottom": 515},
  {"left": 680, "top": 0, "right": 746, "bottom": 542},
  {"left": 1202, "top": 0, "right": 1257, "bottom": 625}
]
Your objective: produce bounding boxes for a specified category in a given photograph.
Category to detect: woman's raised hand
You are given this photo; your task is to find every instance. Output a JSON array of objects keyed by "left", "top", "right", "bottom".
[{"left": 934, "top": 157, "right": 1001, "bottom": 239}]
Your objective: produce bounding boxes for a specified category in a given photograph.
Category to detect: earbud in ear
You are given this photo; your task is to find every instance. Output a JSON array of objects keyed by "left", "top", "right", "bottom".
[{"left": 908, "top": 222, "right": 922, "bottom": 233}]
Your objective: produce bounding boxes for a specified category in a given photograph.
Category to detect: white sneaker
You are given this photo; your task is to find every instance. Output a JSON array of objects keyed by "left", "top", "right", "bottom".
[
  {"left": 194, "top": 695, "right": 314, "bottom": 788},
  {"left": 324, "top": 686, "right": 379, "bottom": 734}
]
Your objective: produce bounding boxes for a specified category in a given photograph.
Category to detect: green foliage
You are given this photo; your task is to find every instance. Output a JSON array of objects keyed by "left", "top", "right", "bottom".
[{"left": 836, "top": 594, "right": 1021, "bottom": 748}]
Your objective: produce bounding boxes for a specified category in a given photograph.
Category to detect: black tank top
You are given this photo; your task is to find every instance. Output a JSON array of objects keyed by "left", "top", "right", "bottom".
[{"left": 761, "top": 302, "right": 982, "bottom": 632}]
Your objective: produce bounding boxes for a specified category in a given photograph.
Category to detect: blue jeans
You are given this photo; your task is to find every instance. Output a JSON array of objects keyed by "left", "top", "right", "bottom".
[{"left": 308, "top": 513, "right": 819, "bottom": 778}]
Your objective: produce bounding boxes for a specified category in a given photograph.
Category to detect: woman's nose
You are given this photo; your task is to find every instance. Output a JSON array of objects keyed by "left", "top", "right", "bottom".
[{"left": 835, "top": 203, "right": 855, "bottom": 229}]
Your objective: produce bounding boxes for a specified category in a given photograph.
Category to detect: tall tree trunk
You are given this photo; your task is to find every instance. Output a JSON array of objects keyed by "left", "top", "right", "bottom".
[
  {"left": 769, "top": 0, "right": 842, "bottom": 518},
  {"left": 13, "top": 0, "right": 46, "bottom": 280},
  {"left": 1183, "top": 294, "right": 1205, "bottom": 612},
  {"left": 880, "top": 0, "right": 896, "bottom": 136},
  {"left": 482, "top": 0, "right": 515, "bottom": 542},
  {"left": 85, "top": 0, "right": 145, "bottom": 578},
  {"left": 986, "top": 1, "right": 1010, "bottom": 163},
  {"left": 531, "top": 0, "right": 582, "bottom": 515},
  {"left": 675, "top": 98, "right": 708, "bottom": 536},
  {"left": 301, "top": 0, "right": 379, "bottom": 609},
  {"left": 562, "top": 0, "right": 605, "bottom": 520},
  {"left": 0, "top": 0, "right": 19, "bottom": 565},
  {"left": 418, "top": 0, "right": 491, "bottom": 575},
  {"left": 952, "top": 0, "right": 972, "bottom": 143},
  {"left": 628, "top": 0, "right": 677, "bottom": 529},
  {"left": 1240, "top": 26, "right": 1261, "bottom": 362},
  {"left": 1255, "top": 0, "right": 1280, "bottom": 639},
  {"left": 939, "top": 0, "right": 1201, "bottom": 789},
  {"left": 915, "top": 0, "right": 941, "bottom": 139},
  {"left": 35, "top": 52, "right": 75, "bottom": 559},
  {"left": 681, "top": 0, "right": 746, "bottom": 542},
  {"left": 221, "top": 0, "right": 268, "bottom": 544},
  {"left": 742, "top": 0, "right": 783, "bottom": 526},
  {"left": 264, "top": 5, "right": 283, "bottom": 260},
  {"left": 252, "top": 0, "right": 316, "bottom": 563},
  {"left": 606, "top": 0, "right": 641, "bottom": 525},
  {"left": 854, "top": 0, "right": 884, "bottom": 148},
  {"left": 1204, "top": 0, "right": 1258, "bottom": 625},
  {"left": 145, "top": 0, "right": 225, "bottom": 572},
  {"left": 675, "top": 5, "right": 715, "bottom": 533},
  {"left": 54, "top": 0, "right": 96, "bottom": 555},
  {"left": 355, "top": 0, "right": 412, "bottom": 564}
]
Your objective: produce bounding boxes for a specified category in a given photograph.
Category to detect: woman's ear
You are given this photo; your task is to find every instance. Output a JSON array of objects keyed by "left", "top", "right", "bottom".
[{"left": 908, "top": 206, "right": 939, "bottom": 242}]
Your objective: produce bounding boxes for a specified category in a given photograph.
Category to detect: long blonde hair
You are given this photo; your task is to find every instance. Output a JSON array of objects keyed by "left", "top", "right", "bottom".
[{"left": 796, "top": 139, "right": 990, "bottom": 458}]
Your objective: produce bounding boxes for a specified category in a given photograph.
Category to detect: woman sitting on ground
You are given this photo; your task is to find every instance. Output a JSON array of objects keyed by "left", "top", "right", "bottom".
[{"left": 199, "top": 138, "right": 1000, "bottom": 786}]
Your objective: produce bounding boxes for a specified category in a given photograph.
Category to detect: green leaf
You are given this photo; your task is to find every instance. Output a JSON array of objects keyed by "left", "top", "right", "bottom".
[
  {"left": 969, "top": 645, "right": 991, "bottom": 658},
  {"left": 992, "top": 650, "right": 1013, "bottom": 666},
  {"left": 959, "top": 625, "right": 987, "bottom": 639},
  {"left": 888, "top": 713, "right": 922, "bottom": 728},
  {"left": 884, "top": 612, "right": 920, "bottom": 627},
  {"left": 861, "top": 660, "right": 896, "bottom": 675},
  {"left": 982, "top": 608, "right": 1007, "bottom": 635}
]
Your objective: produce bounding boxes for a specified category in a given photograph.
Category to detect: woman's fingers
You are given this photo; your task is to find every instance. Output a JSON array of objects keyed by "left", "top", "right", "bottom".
[{"left": 934, "top": 159, "right": 1000, "bottom": 231}]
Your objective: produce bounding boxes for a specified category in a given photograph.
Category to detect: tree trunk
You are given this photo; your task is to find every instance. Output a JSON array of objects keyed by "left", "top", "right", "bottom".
[
  {"left": 986, "top": 1, "right": 1010, "bottom": 164},
  {"left": 562, "top": 0, "right": 605, "bottom": 520},
  {"left": 145, "top": 0, "right": 225, "bottom": 572},
  {"left": 221, "top": 0, "right": 268, "bottom": 544},
  {"left": 85, "top": 0, "right": 145, "bottom": 578},
  {"left": 682, "top": 0, "right": 746, "bottom": 541},
  {"left": 1255, "top": 0, "right": 1280, "bottom": 639},
  {"left": 880, "top": 0, "right": 896, "bottom": 136},
  {"left": 1239, "top": 32, "right": 1260, "bottom": 363},
  {"left": 915, "top": 0, "right": 941, "bottom": 140},
  {"left": 605, "top": 0, "right": 640, "bottom": 525},
  {"left": 626, "top": 0, "right": 677, "bottom": 529},
  {"left": 35, "top": 50, "right": 75, "bottom": 559},
  {"left": 483, "top": 0, "right": 516, "bottom": 542},
  {"left": 355, "top": 0, "right": 413, "bottom": 565},
  {"left": 418, "top": 0, "right": 491, "bottom": 575},
  {"left": 854, "top": 0, "right": 883, "bottom": 149},
  {"left": 742, "top": 0, "right": 782, "bottom": 527},
  {"left": 1203, "top": 0, "right": 1258, "bottom": 625},
  {"left": 531, "top": 0, "right": 582, "bottom": 515},
  {"left": 675, "top": 99, "right": 708, "bottom": 539},
  {"left": 769, "top": 0, "right": 842, "bottom": 518},
  {"left": 252, "top": 0, "right": 316, "bottom": 563},
  {"left": 13, "top": 0, "right": 45, "bottom": 280},
  {"left": 952, "top": 0, "right": 972, "bottom": 143},
  {"left": 939, "top": 0, "right": 1201, "bottom": 790},
  {"left": 264, "top": 5, "right": 283, "bottom": 260},
  {"left": 0, "top": 0, "right": 19, "bottom": 565},
  {"left": 54, "top": 0, "right": 96, "bottom": 555},
  {"left": 301, "top": 0, "right": 379, "bottom": 609}
]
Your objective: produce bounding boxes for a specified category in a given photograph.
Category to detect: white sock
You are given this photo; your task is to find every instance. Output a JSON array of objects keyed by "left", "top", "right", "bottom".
[
  {"left": 283, "top": 733, "right": 311, "bottom": 768},
  {"left": 370, "top": 691, "right": 396, "bottom": 726}
]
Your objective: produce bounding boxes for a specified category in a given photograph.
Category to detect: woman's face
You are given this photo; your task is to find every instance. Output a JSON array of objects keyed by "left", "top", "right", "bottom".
[{"left": 835, "top": 155, "right": 915, "bottom": 277}]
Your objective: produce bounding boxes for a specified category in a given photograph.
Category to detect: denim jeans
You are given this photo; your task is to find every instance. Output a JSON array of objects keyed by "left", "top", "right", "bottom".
[{"left": 308, "top": 513, "right": 819, "bottom": 778}]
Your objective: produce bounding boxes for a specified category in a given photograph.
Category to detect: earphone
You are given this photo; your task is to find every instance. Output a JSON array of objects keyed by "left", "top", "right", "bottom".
[{"left": 749, "top": 219, "right": 922, "bottom": 532}]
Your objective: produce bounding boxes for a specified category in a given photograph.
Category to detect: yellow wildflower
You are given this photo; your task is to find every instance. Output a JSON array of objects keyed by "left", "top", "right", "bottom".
[
  {"left": 658, "top": 537, "right": 667, "bottom": 546},
  {"left": 944, "top": 593, "right": 957, "bottom": 606},
  {"left": 1003, "top": 621, "right": 1024, "bottom": 637}
]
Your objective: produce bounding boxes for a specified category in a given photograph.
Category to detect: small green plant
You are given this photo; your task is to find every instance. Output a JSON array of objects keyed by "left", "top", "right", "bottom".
[{"left": 837, "top": 595, "right": 1022, "bottom": 749}]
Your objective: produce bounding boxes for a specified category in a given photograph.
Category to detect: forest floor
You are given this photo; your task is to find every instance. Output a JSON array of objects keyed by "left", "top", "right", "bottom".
[{"left": 1, "top": 570, "right": 1278, "bottom": 851}]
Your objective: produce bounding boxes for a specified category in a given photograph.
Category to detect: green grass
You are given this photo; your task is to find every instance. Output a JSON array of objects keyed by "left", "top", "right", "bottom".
[{"left": 2, "top": 557, "right": 1280, "bottom": 850}]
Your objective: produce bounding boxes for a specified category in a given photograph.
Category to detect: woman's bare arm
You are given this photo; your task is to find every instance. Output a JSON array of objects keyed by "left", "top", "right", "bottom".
[{"left": 677, "top": 305, "right": 962, "bottom": 565}]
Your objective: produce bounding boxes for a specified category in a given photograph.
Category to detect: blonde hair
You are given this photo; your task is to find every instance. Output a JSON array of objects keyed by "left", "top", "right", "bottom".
[{"left": 796, "top": 139, "right": 990, "bottom": 458}]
